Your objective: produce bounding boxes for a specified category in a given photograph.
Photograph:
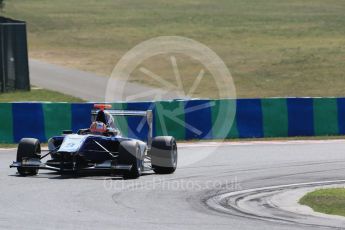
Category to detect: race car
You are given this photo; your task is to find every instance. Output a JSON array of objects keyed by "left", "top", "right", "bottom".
[{"left": 10, "top": 104, "right": 177, "bottom": 179}]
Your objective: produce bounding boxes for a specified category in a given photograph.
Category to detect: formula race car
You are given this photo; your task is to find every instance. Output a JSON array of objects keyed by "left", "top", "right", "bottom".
[{"left": 10, "top": 104, "right": 177, "bottom": 179}]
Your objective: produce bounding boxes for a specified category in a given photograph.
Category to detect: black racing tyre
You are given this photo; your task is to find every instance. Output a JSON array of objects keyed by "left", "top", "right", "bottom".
[
  {"left": 119, "top": 141, "right": 143, "bottom": 179},
  {"left": 151, "top": 136, "right": 177, "bottom": 174},
  {"left": 16, "top": 138, "right": 41, "bottom": 176}
]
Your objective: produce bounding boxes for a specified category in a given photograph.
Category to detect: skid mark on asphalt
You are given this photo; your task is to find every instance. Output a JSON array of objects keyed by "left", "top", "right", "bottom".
[
  {"left": 205, "top": 180, "right": 345, "bottom": 229},
  {"left": 252, "top": 167, "right": 345, "bottom": 182}
]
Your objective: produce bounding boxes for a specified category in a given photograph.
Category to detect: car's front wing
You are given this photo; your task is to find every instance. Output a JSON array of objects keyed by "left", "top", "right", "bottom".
[{"left": 10, "top": 159, "right": 132, "bottom": 172}]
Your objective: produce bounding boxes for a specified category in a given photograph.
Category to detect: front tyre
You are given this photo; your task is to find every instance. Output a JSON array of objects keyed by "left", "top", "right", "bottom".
[
  {"left": 119, "top": 141, "right": 143, "bottom": 179},
  {"left": 151, "top": 136, "right": 177, "bottom": 174},
  {"left": 16, "top": 138, "right": 41, "bottom": 176}
]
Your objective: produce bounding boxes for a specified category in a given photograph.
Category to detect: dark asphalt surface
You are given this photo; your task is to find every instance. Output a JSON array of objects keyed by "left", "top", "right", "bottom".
[
  {"left": 1, "top": 140, "right": 345, "bottom": 230},
  {"left": 29, "top": 59, "right": 177, "bottom": 102}
]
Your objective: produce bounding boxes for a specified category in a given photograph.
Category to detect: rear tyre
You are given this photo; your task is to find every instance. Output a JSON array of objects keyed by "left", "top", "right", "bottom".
[
  {"left": 16, "top": 138, "right": 41, "bottom": 176},
  {"left": 119, "top": 141, "right": 143, "bottom": 179},
  {"left": 151, "top": 136, "right": 177, "bottom": 174}
]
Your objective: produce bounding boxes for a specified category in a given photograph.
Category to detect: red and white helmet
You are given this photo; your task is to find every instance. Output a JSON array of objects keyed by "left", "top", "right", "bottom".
[{"left": 90, "top": 121, "right": 107, "bottom": 133}]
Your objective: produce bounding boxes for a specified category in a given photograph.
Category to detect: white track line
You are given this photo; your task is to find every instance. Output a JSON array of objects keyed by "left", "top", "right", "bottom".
[
  {"left": 178, "top": 139, "right": 345, "bottom": 148},
  {"left": 1, "top": 139, "right": 344, "bottom": 150},
  {"left": 0, "top": 148, "right": 16, "bottom": 151}
]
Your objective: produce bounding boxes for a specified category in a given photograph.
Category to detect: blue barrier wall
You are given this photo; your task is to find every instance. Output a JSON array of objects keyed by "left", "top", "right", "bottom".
[{"left": 0, "top": 98, "right": 343, "bottom": 143}]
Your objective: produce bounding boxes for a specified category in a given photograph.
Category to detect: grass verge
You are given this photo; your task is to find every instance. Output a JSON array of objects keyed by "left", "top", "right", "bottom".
[
  {"left": 0, "top": 87, "right": 84, "bottom": 102},
  {"left": 178, "top": 135, "right": 345, "bottom": 143},
  {"left": 0, "top": 143, "right": 48, "bottom": 149},
  {"left": 0, "top": 143, "right": 18, "bottom": 148},
  {"left": 300, "top": 188, "right": 345, "bottom": 217},
  {"left": 3, "top": 0, "right": 345, "bottom": 98}
]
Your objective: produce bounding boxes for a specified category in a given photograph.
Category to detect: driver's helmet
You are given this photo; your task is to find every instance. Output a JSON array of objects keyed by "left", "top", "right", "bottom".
[
  {"left": 90, "top": 121, "right": 107, "bottom": 133},
  {"left": 95, "top": 110, "right": 115, "bottom": 129}
]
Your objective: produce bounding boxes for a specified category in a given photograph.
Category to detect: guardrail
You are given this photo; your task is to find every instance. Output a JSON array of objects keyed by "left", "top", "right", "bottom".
[{"left": 0, "top": 98, "right": 343, "bottom": 143}]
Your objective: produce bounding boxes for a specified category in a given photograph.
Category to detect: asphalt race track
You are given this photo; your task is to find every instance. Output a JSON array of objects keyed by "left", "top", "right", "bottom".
[
  {"left": 1, "top": 140, "right": 345, "bottom": 230},
  {"left": 29, "top": 59, "right": 178, "bottom": 102}
]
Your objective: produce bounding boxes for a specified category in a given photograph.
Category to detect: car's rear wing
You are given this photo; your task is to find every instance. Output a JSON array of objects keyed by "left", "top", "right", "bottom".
[{"left": 91, "top": 109, "right": 153, "bottom": 147}]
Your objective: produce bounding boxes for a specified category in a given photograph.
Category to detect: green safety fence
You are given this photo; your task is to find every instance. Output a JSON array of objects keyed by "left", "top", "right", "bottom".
[{"left": 1, "top": 98, "right": 344, "bottom": 143}]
